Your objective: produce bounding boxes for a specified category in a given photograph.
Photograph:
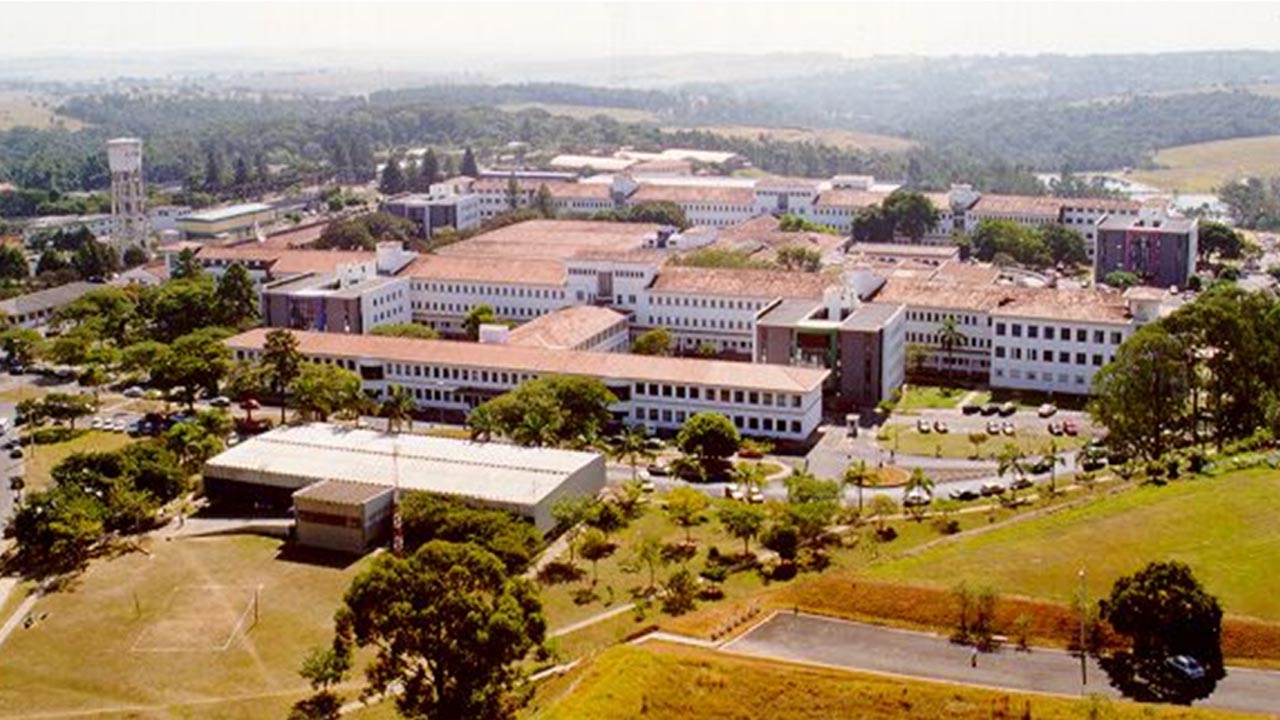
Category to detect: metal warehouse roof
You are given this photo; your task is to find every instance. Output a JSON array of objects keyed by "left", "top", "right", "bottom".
[{"left": 204, "top": 423, "right": 601, "bottom": 507}]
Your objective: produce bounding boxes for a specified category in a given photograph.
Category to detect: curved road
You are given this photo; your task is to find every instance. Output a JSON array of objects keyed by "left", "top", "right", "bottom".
[{"left": 723, "top": 613, "right": 1280, "bottom": 717}]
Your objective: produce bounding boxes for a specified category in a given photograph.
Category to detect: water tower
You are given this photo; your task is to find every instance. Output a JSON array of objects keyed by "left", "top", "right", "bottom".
[{"left": 107, "top": 137, "right": 149, "bottom": 248}]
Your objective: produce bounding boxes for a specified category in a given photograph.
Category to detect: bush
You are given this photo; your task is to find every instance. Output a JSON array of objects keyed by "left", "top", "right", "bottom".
[
  {"left": 536, "top": 560, "right": 586, "bottom": 585},
  {"left": 875, "top": 526, "right": 899, "bottom": 542},
  {"left": 700, "top": 564, "right": 729, "bottom": 583},
  {"left": 29, "top": 426, "right": 86, "bottom": 445}
]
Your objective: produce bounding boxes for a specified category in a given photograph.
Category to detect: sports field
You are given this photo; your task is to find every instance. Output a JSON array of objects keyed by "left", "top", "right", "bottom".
[
  {"left": 868, "top": 468, "right": 1280, "bottom": 623},
  {"left": 0, "top": 535, "right": 369, "bottom": 717},
  {"left": 525, "top": 642, "right": 1251, "bottom": 720},
  {"left": 1127, "top": 134, "right": 1280, "bottom": 192}
]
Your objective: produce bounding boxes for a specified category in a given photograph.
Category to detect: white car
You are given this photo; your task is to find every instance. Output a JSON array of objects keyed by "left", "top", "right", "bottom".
[
  {"left": 1037, "top": 403, "right": 1058, "bottom": 418},
  {"left": 728, "top": 486, "right": 745, "bottom": 502},
  {"left": 90, "top": 418, "right": 104, "bottom": 430},
  {"left": 903, "top": 488, "right": 932, "bottom": 507},
  {"left": 748, "top": 488, "right": 765, "bottom": 504},
  {"left": 123, "top": 386, "right": 145, "bottom": 398}
]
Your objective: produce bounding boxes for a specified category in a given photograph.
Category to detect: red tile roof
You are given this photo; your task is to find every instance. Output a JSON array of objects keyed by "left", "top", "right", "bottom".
[
  {"left": 226, "top": 328, "right": 828, "bottom": 394},
  {"left": 630, "top": 184, "right": 755, "bottom": 206},
  {"left": 437, "top": 220, "right": 659, "bottom": 261},
  {"left": 651, "top": 266, "right": 836, "bottom": 299},
  {"left": 403, "top": 254, "right": 566, "bottom": 286},
  {"left": 506, "top": 306, "right": 628, "bottom": 350}
]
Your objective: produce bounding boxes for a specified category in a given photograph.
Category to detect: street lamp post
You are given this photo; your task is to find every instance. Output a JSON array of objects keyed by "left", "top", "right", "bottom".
[{"left": 1079, "top": 566, "right": 1088, "bottom": 688}]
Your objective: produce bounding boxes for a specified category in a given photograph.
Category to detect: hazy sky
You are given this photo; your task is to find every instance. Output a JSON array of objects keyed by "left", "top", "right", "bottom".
[{"left": 2, "top": 1, "right": 1279, "bottom": 62}]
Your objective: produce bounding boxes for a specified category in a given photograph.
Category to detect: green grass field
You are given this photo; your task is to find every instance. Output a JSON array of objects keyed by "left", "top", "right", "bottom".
[
  {"left": 670, "top": 124, "right": 916, "bottom": 153},
  {"left": 895, "top": 384, "right": 968, "bottom": 412},
  {"left": 882, "top": 423, "right": 1090, "bottom": 460},
  {"left": 525, "top": 642, "right": 1249, "bottom": 720},
  {"left": 498, "top": 102, "right": 659, "bottom": 124},
  {"left": 0, "top": 535, "right": 370, "bottom": 718},
  {"left": 1125, "top": 134, "right": 1280, "bottom": 193},
  {"left": 868, "top": 468, "right": 1280, "bottom": 622},
  {"left": 0, "top": 91, "right": 84, "bottom": 131},
  {"left": 23, "top": 429, "right": 135, "bottom": 492}
]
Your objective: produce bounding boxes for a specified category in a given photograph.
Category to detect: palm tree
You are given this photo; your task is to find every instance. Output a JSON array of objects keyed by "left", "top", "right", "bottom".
[
  {"left": 735, "top": 461, "right": 769, "bottom": 497},
  {"left": 842, "top": 459, "right": 873, "bottom": 514},
  {"left": 381, "top": 385, "right": 416, "bottom": 434},
  {"left": 996, "top": 442, "right": 1028, "bottom": 502},
  {"left": 611, "top": 425, "right": 654, "bottom": 482},
  {"left": 904, "top": 466, "right": 935, "bottom": 521},
  {"left": 468, "top": 404, "right": 499, "bottom": 442},
  {"left": 1040, "top": 439, "right": 1067, "bottom": 495},
  {"left": 938, "top": 316, "right": 964, "bottom": 376}
]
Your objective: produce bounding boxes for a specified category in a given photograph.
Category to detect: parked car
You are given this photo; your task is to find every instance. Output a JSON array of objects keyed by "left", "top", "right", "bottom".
[
  {"left": 916, "top": 418, "right": 932, "bottom": 434},
  {"left": 726, "top": 486, "right": 745, "bottom": 502},
  {"left": 747, "top": 488, "right": 765, "bottom": 504},
  {"left": 9, "top": 448, "right": 22, "bottom": 459},
  {"left": 932, "top": 420, "right": 949, "bottom": 434},
  {"left": 960, "top": 403, "right": 981, "bottom": 415},
  {"left": 1001, "top": 421, "right": 1016, "bottom": 436},
  {"left": 208, "top": 396, "right": 232, "bottom": 408},
  {"left": 903, "top": 488, "right": 932, "bottom": 507},
  {"left": 1165, "top": 655, "right": 1206, "bottom": 681},
  {"left": 986, "top": 420, "right": 1002, "bottom": 435},
  {"left": 641, "top": 478, "right": 656, "bottom": 493},
  {"left": 646, "top": 463, "right": 669, "bottom": 477},
  {"left": 1010, "top": 477, "right": 1034, "bottom": 490},
  {"left": 981, "top": 403, "right": 1001, "bottom": 416},
  {"left": 979, "top": 482, "right": 1006, "bottom": 497},
  {"left": 1037, "top": 403, "right": 1058, "bottom": 418},
  {"left": 91, "top": 418, "right": 104, "bottom": 430},
  {"left": 7, "top": 365, "right": 24, "bottom": 375},
  {"left": 949, "top": 487, "right": 980, "bottom": 501},
  {"left": 1062, "top": 420, "right": 1079, "bottom": 436},
  {"left": 123, "top": 386, "right": 145, "bottom": 398},
  {"left": 1047, "top": 422, "right": 1063, "bottom": 436},
  {"left": 1031, "top": 458, "right": 1053, "bottom": 474},
  {"left": 999, "top": 401, "right": 1017, "bottom": 416}
]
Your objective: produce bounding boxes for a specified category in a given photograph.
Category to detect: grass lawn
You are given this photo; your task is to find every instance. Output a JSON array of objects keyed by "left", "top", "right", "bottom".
[
  {"left": 882, "top": 423, "right": 1090, "bottom": 460},
  {"left": 0, "top": 534, "right": 371, "bottom": 718},
  {"left": 1124, "top": 134, "right": 1280, "bottom": 193},
  {"left": 671, "top": 124, "right": 916, "bottom": 153},
  {"left": 895, "top": 384, "right": 968, "bottom": 412},
  {"left": 23, "top": 429, "right": 135, "bottom": 492},
  {"left": 868, "top": 468, "right": 1280, "bottom": 623},
  {"left": 524, "top": 642, "right": 1249, "bottom": 720},
  {"left": 498, "top": 102, "right": 659, "bottom": 124}
]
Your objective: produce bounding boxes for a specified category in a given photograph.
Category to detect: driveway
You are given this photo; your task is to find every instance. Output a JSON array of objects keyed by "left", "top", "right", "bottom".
[{"left": 723, "top": 613, "right": 1280, "bottom": 716}]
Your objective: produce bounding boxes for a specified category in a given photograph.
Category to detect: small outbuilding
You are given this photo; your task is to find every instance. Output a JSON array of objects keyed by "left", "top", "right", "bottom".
[{"left": 292, "top": 480, "right": 394, "bottom": 554}]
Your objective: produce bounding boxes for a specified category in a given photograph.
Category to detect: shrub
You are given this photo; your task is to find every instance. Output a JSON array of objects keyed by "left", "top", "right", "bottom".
[
  {"left": 29, "top": 426, "right": 86, "bottom": 445},
  {"left": 700, "top": 564, "right": 729, "bottom": 583}
]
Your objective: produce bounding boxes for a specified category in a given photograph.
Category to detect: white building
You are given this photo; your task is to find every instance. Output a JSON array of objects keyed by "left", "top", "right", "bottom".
[
  {"left": 227, "top": 328, "right": 830, "bottom": 441},
  {"left": 107, "top": 137, "right": 149, "bottom": 248}
]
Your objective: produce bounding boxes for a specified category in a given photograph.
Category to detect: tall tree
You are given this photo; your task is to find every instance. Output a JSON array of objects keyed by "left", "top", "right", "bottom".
[
  {"left": 1099, "top": 561, "right": 1225, "bottom": 704},
  {"left": 459, "top": 147, "right": 480, "bottom": 178},
  {"left": 718, "top": 502, "right": 766, "bottom": 555},
  {"left": 463, "top": 304, "right": 497, "bottom": 341},
  {"left": 883, "top": 190, "right": 940, "bottom": 242},
  {"left": 380, "top": 384, "right": 416, "bottom": 434},
  {"left": 632, "top": 327, "right": 673, "bottom": 357},
  {"left": 0, "top": 244, "right": 29, "bottom": 281},
  {"left": 937, "top": 316, "right": 964, "bottom": 374},
  {"left": 214, "top": 262, "right": 259, "bottom": 327},
  {"left": 171, "top": 248, "right": 202, "bottom": 280},
  {"left": 676, "top": 412, "right": 741, "bottom": 470},
  {"left": 421, "top": 148, "right": 440, "bottom": 185},
  {"left": 233, "top": 156, "right": 251, "bottom": 189},
  {"left": 1089, "top": 324, "right": 1192, "bottom": 461},
  {"left": 664, "top": 486, "right": 709, "bottom": 544},
  {"left": 288, "top": 361, "right": 363, "bottom": 422},
  {"left": 1196, "top": 220, "right": 1244, "bottom": 260},
  {"left": 262, "top": 328, "right": 302, "bottom": 423},
  {"left": 334, "top": 541, "right": 545, "bottom": 720},
  {"left": 610, "top": 425, "right": 654, "bottom": 482},
  {"left": 203, "top": 147, "right": 225, "bottom": 192},
  {"left": 154, "top": 328, "right": 232, "bottom": 411},
  {"left": 379, "top": 155, "right": 406, "bottom": 196}
]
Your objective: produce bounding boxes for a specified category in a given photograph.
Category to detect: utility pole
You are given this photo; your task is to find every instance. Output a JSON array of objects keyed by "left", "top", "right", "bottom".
[{"left": 1079, "top": 566, "right": 1088, "bottom": 688}]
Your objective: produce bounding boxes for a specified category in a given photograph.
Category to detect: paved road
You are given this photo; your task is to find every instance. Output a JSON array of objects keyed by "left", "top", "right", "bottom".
[{"left": 723, "top": 613, "right": 1280, "bottom": 716}]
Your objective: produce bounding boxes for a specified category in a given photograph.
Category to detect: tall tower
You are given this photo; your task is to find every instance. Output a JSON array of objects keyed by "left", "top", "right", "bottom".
[{"left": 107, "top": 138, "right": 149, "bottom": 248}]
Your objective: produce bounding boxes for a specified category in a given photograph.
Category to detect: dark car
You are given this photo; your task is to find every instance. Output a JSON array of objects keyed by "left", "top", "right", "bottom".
[
  {"left": 9, "top": 447, "right": 23, "bottom": 459},
  {"left": 998, "top": 401, "right": 1017, "bottom": 417},
  {"left": 646, "top": 463, "right": 670, "bottom": 477},
  {"left": 979, "top": 482, "right": 1006, "bottom": 497},
  {"left": 981, "top": 403, "right": 1001, "bottom": 416},
  {"left": 1010, "top": 477, "right": 1033, "bottom": 490},
  {"left": 949, "top": 487, "right": 980, "bottom": 501},
  {"left": 960, "top": 403, "right": 981, "bottom": 415},
  {"left": 1030, "top": 459, "right": 1053, "bottom": 474}
]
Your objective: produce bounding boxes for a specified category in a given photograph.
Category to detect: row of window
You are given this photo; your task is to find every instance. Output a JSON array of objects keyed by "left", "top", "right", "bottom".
[
  {"left": 907, "top": 310, "right": 986, "bottom": 326},
  {"left": 635, "top": 406, "right": 802, "bottom": 435},
  {"left": 413, "top": 301, "right": 542, "bottom": 318},
  {"left": 905, "top": 331, "right": 990, "bottom": 349},
  {"left": 995, "top": 322, "right": 1124, "bottom": 345},
  {"left": 995, "top": 368, "right": 1089, "bottom": 387},
  {"left": 652, "top": 295, "right": 766, "bottom": 310},
  {"left": 994, "top": 346, "right": 1111, "bottom": 367},
  {"left": 646, "top": 315, "right": 752, "bottom": 332},
  {"left": 634, "top": 382, "right": 801, "bottom": 409},
  {"left": 410, "top": 281, "right": 564, "bottom": 299}
]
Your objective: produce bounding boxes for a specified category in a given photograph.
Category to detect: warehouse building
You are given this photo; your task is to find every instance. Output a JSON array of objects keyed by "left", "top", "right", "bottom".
[{"left": 201, "top": 423, "right": 607, "bottom": 538}]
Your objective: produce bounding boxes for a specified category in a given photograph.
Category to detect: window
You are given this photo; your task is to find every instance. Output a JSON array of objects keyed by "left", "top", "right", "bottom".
[
  {"left": 1092, "top": 354, "right": 1103, "bottom": 366},
  {"left": 995, "top": 322, "right": 1006, "bottom": 336},
  {"left": 1076, "top": 329, "right": 1087, "bottom": 342},
  {"left": 1045, "top": 327, "right": 1055, "bottom": 340},
  {"left": 995, "top": 346, "right": 1006, "bottom": 358},
  {"left": 1028, "top": 325, "right": 1039, "bottom": 339},
  {"left": 1111, "top": 331, "right": 1122, "bottom": 345},
  {"left": 1011, "top": 324, "right": 1022, "bottom": 338}
]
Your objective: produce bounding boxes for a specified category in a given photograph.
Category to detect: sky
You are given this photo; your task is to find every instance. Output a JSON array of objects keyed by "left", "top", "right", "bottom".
[{"left": 1, "top": 1, "right": 1278, "bottom": 64}]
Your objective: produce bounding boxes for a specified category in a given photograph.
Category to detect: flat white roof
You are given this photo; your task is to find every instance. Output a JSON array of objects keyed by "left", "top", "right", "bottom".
[
  {"left": 183, "top": 203, "right": 273, "bottom": 223},
  {"left": 204, "top": 423, "right": 601, "bottom": 507}
]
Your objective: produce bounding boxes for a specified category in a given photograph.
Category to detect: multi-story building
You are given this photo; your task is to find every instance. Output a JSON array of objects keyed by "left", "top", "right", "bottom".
[
  {"left": 0, "top": 281, "right": 101, "bottom": 329},
  {"left": 262, "top": 274, "right": 411, "bottom": 334},
  {"left": 227, "top": 328, "right": 828, "bottom": 441},
  {"left": 383, "top": 186, "right": 481, "bottom": 238},
  {"left": 404, "top": 254, "right": 571, "bottom": 334},
  {"left": 1095, "top": 213, "right": 1197, "bottom": 288},
  {"left": 498, "top": 305, "right": 630, "bottom": 353},
  {"left": 106, "top": 138, "right": 149, "bottom": 248}
]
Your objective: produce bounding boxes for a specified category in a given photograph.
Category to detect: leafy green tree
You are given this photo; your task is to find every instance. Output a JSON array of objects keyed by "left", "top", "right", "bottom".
[
  {"left": 624, "top": 534, "right": 667, "bottom": 591},
  {"left": 120, "top": 340, "right": 170, "bottom": 377},
  {"left": 534, "top": 183, "right": 555, "bottom": 217},
  {"left": 463, "top": 304, "right": 497, "bottom": 341},
  {"left": 288, "top": 361, "right": 363, "bottom": 422},
  {"left": 369, "top": 323, "right": 440, "bottom": 340},
  {"left": 664, "top": 486, "right": 709, "bottom": 544},
  {"left": 334, "top": 540, "right": 545, "bottom": 720},
  {"left": 72, "top": 238, "right": 119, "bottom": 279},
  {"left": 625, "top": 201, "right": 689, "bottom": 229},
  {"left": 576, "top": 527, "right": 612, "bottom": 584},
  {"left": 40, "top": 392, "right": 97, "bottom": 430},
  {"left": 1089, "top": 325, "right": 1192, "bottom": 461},
  {"left": 1103, "top": 270, "right": 1140, "bottom": 289},
  {"left": 144, "top": 273, "right": 218, "bottom": 341},
  {"left": 967, "top": 431, "right": 989, "bottom": 460},
  {"left": 233, "top": 156, "right": 251, "bottom": 189},
  {"left": 291, "top": 645, "right": 351, "bottom": 720},
  {"left": 775, "top": 245, "right": 823, "bottom": 272},
  {"left": 971, "top": 219, "right": 1051, "bottom": 268},
  {"left": 471, "top": 376, "right": 617, "bottom": 448},
  {"left": 883, "top": 190, "right": 940, "bottom": 242},
  {"left": 852, "top": 204, "right": 893, "bottom": 243},
  {"left": 154, "top": 329, "right": 232, "bottom": 411},
  {"left": 262, "top": 328, "right": 302, "bottom": 422},
  {"left": 36, "top": 247, "right": 69, "bottom": 275},
  {"left": 903, "top": 467, "right": 935, "bottom": 521},
  {"left": 551, "top": 495, "right": 597, "bottom": 565},
  {"left": 171, "top": 248, "right": 201, "bottom": 280},
  {"left": 1039, "top": 224, "right": 1089, "bottom": 266},
  {"left": 163, "top": 419, "right": 226, "bottom": 475},
  {"left": 0, "top": 244, "right": 28, "bottom": 281},
  {"left": 761, "top": 522, "right": 799, "bottom": 562},
  {"left": 421, "top": 148, "right": 440, "bottom": 186},
  {"left": 121, "top": 245, "right": 148, "bottom": 269},
  {"left": 203, "top": 147, "right": 225, "bottom": 191},
  {"left": 676, "top": 412, "right": 741, "bottom": 467},
  {"left": 0, "top": 327, "right": 43, "bottom": 365},
  {"left": 869, "top": 493, "right": 897, "bottom": 532},
  {"left": 632, "top": 327, "right": 673, "bottom": 356},
  {"left": 1197, "top": 220, "right": 1243, "bottom": 260},
  {"left": 662, "top": 567, "right": 699, "bottom": 615},
  {"left": 718, "top": 502, "right": 766, "bottom": 555},
  {"left": 1099, "top": 561, "right": 1225, "bottom": 704},
  {"left": 214, "top": 262, "right": 259, "bottom": 327}
]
